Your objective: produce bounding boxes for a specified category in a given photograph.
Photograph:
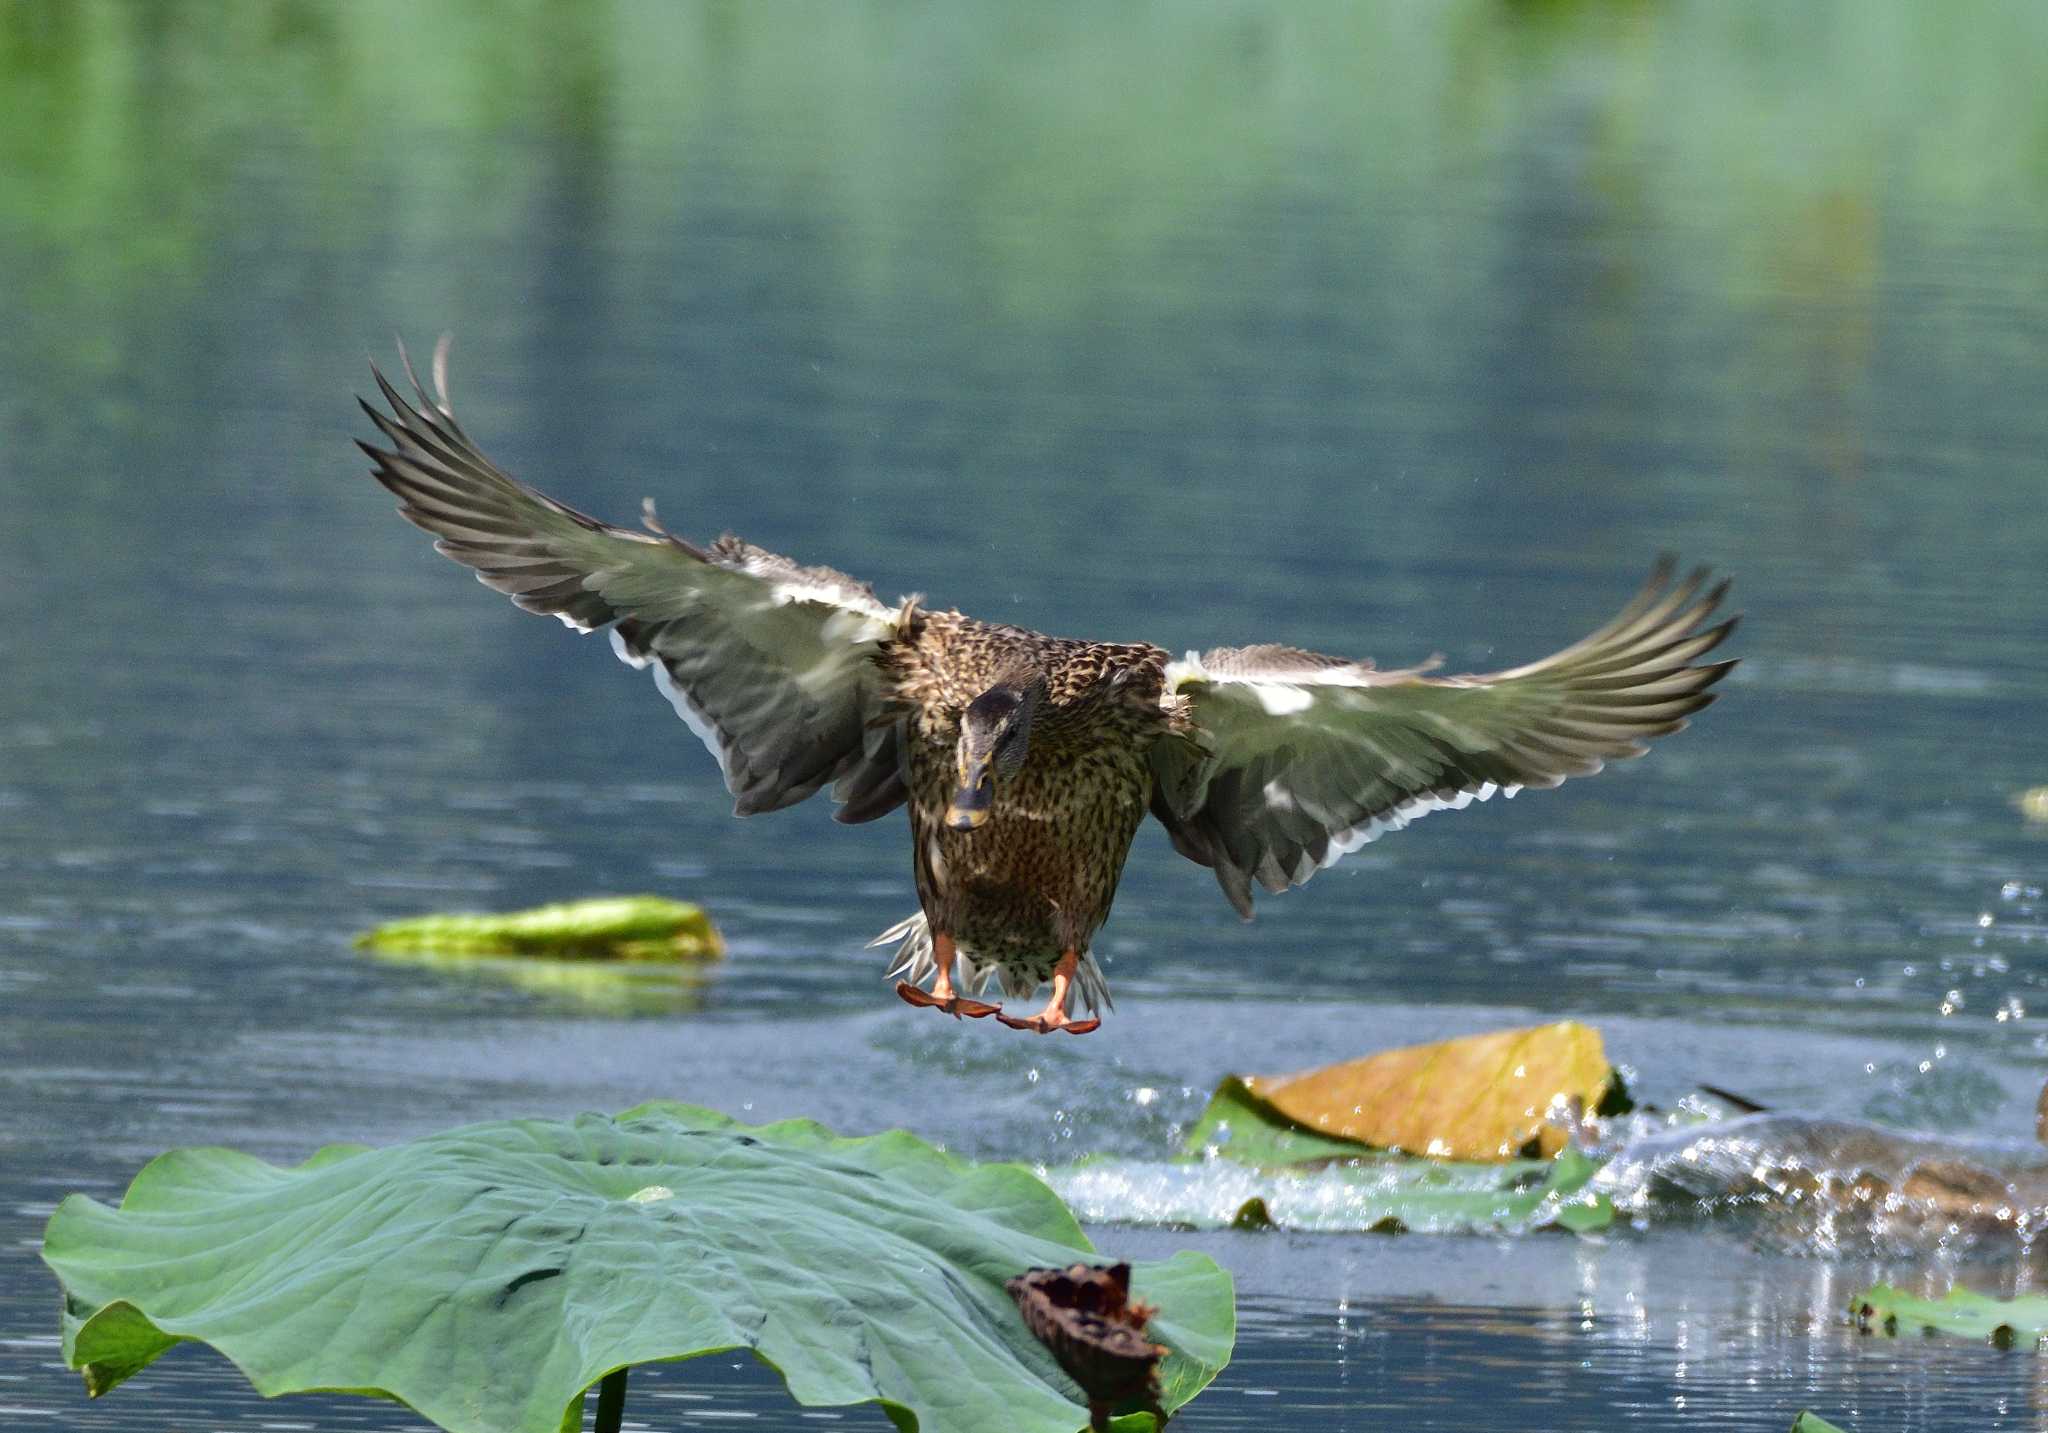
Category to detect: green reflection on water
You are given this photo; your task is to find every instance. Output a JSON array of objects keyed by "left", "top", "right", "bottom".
[{"left": 7, "top": 0, "right": 2045, "bottom": 339}]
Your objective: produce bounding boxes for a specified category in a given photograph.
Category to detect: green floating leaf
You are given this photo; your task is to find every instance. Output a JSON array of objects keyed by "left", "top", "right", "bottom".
[
  {"left": 1124, "top": 1069, "right": 1612, "bottom": 1234},
  {"left": 1227, "top": 1020, "right": 1618, "bottom": 1161},
  {"left": 1790, "top": 1413, "right": 1853, "bottom": 1433},
  {"left": 1181, "top": 1028, "right": 1620, "bottom": 1171},
  {"left": 1052, "top": 1143, "right": 1611, "bottom": 1236},
  {"left": 1850, "top": 1284, "right": 2048, "bottom": 1348},
  {"left": 1182, "top": 1075, "right": 1380, "bottom": 1166},
  {"left": 43, "top": 1103, "right": 1233, "bottom": 1433},
  {"left": 355, "top": 895, "right": 724, "bottom": 961}
]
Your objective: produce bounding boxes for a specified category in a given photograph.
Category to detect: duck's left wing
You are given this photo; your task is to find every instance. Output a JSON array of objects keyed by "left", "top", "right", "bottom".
[
  {"left": 357, "top": 344, "right": 909, "bottom": 821},
  {"left": 1148, "top": 559, "right": 1736, "bottom": 916}
]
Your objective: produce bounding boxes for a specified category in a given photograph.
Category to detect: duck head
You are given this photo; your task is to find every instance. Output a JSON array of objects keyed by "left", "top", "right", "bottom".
[{"left": 948, "top": 677, "right": 1043, "bottom": 831}]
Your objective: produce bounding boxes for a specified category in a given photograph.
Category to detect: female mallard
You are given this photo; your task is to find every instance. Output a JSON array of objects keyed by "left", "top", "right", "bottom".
[{"left": 359, "top": 346, "right": 1736, "bottom": 1036}]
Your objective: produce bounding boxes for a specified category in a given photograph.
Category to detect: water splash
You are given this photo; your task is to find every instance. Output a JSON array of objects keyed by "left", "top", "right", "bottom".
[
  {"left": 1594, "top": 1112, "right": 2048, "bottom": 1255},
  {"left": 1048, "top": 1149, "right": 1600, "bottom": 1235}
]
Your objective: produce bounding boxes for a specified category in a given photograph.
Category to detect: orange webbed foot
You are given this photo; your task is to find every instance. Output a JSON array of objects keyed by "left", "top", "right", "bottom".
[
  {"left": 895, "top": 981, "right": 1001, "bottom": 1019},
  {"left": 996, "top": 1009, "right": 1102, "bottom": 1036},
  {"left": 993, "top": 948, "right": 1101, "bottom": 1033}
]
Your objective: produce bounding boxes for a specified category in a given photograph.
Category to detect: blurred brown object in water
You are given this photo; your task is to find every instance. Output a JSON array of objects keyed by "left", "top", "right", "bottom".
[{"left": 1006, "top": 1262, "right": 1168, "bottom": 1430}]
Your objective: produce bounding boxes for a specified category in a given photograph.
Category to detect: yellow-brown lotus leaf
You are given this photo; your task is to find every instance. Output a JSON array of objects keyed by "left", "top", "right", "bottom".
[{"left": 1240, "top": 1021, "right": 1612, "bottom": 1162}]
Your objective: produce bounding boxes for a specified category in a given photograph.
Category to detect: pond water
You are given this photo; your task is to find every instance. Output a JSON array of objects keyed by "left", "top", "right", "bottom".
[{"left": 5, "top": 2, "right": 2048, "bottom": 1429}]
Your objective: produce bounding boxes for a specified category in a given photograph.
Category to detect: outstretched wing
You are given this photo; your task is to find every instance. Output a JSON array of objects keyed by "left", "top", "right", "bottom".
[
  {"left": 357, "top": 343, "right": 909, "bottom": 822},
  {"left": 1149, "top": 559, "right": 1737, "bottom": 916}
]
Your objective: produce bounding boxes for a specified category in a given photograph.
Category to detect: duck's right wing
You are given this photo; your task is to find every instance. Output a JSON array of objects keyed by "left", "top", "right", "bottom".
[
  {"left": 357, "top": 344, "right": 910, "bottom": 822},
  {"left": 1149, "top": 559, "right": 1737, "bottom": 916}
]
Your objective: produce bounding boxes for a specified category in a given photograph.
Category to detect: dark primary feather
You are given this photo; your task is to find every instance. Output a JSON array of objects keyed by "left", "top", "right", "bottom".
[
  {"left": 357, "top": 345, "right": 907, "bottom": 821},
  {"left": 1150, "top": 557, "right": 1737, "bottom": 916}
]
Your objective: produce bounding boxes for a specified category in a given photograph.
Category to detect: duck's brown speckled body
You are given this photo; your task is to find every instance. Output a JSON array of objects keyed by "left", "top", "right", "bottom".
[
  {"left": 360, "top": 344, "right": 1737, "bottom": 1035},
  {"left": 881, "top": 613, "right": 1189, "bottom": 1003}
]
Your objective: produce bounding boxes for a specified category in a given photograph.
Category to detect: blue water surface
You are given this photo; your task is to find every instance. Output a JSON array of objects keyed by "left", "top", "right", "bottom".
[{"left": 5, "top": 3, "right": 2048, "bottom": 1429}]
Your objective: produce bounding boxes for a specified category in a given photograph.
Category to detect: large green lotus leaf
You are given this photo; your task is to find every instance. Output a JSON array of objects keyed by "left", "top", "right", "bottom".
[
  {"left": 1850, "top": 1284, "right": 2048, "bottom": 1347},
  {"left": 42, "top": 1103, "right": 1233, "bottom": 1433}
]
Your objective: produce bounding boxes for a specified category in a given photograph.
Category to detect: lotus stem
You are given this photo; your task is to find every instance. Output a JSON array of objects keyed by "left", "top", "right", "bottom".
[{"left": 592, "top": 1368, "right": 628, "bottom": 1433}]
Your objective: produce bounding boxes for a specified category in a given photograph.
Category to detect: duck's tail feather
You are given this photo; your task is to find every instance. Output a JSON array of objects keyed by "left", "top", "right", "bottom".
[
  {"left": 1079, "top": 953, "right": 1112, "bottom": 1015},
  {"left": 869, "top": 911, "right": 1001, "bottom": 995},
  {"left": 867, "top": 912, "right": 1112, "bottom": 1016}
]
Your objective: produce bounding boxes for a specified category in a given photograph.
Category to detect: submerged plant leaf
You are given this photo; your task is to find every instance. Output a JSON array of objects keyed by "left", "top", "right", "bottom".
[
  {"left": 42, "top": 1104, "right": 1233, "bottom": 1433},
  {"left": 1052, "top": 1144, "right": 1612, "bottom": 1235},
  {"left": 1218, "top": 1021, "right": 1617, "bottom": 1162},
  {"left": 1229, "top": 1197, "right": 1277, "bottom": 1231},
  {"left": 1850, "top": 1284, "right": 2048, "bottom": 1347},
  {"left": 355, "top": 895, "right": 723, "bottom": 960}
]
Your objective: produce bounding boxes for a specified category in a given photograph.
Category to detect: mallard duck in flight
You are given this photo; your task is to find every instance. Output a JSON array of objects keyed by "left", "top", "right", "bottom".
[{"left": 358, "top": 344, "right": 1736, "bottom": 1036}]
